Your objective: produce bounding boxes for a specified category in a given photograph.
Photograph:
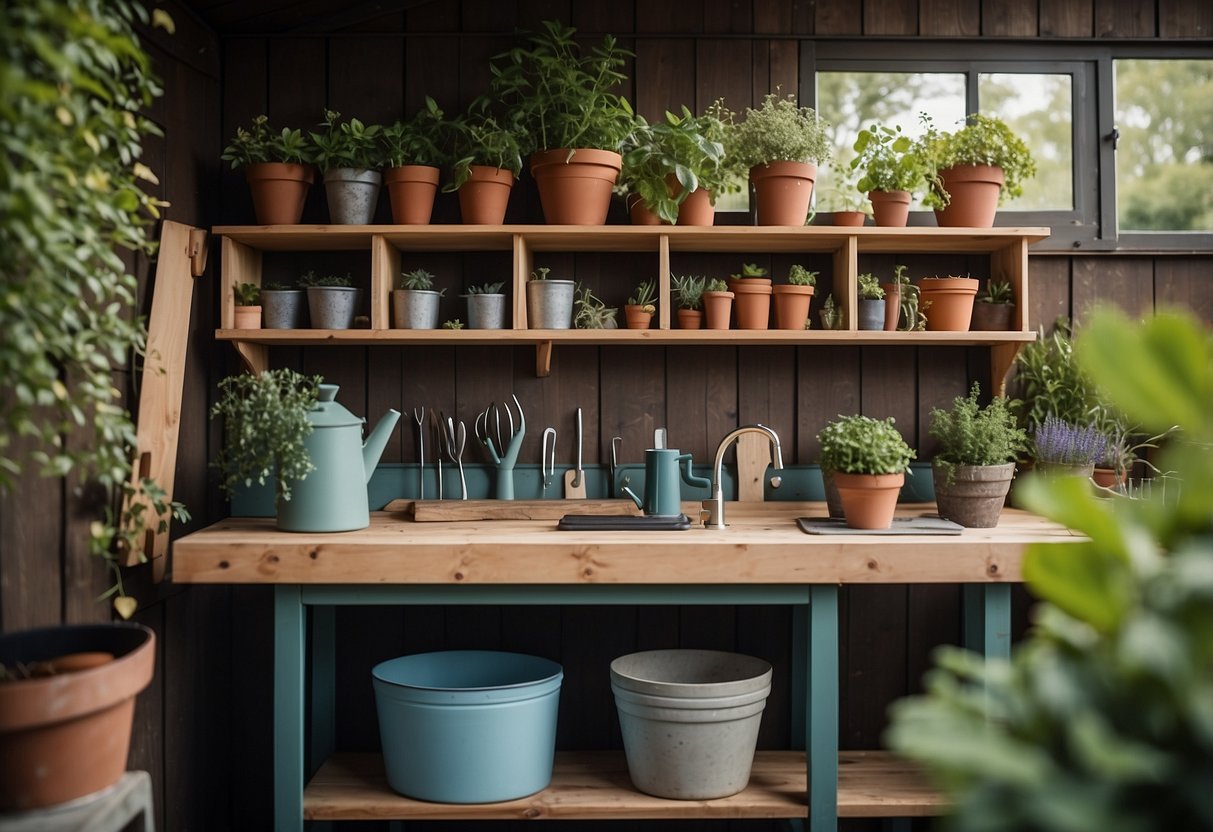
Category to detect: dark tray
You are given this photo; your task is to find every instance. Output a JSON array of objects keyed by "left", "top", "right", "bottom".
[
  {"left": 796, "top": 515, "right": 964, "bottom": 535},
  {"left": 557, "top": 514, "right": 693, "bottom": 531}
]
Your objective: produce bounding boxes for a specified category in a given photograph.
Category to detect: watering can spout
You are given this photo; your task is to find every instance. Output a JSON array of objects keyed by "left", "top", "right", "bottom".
[{"left": 363, "top": 409, "right": 402, "bottom": 483}]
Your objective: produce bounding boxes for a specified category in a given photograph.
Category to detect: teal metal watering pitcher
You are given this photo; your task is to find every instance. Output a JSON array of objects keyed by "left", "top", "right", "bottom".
[
  {"left": 276, "top": 384, "right": 401, "bottom": 532},
  {"left": 622, "top": 449, "right": 711, "bottom": 517}
]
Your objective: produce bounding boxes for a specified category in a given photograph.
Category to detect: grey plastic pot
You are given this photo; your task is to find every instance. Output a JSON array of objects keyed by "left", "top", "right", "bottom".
[
  {"left": 610, "top": 649, "right": 772, "bottom": 800},
  {"left": 465, "top": 293, "right": 507, "bottom": 329},
  {"left": 526, "top": 280, "right": 575, "bottom": 329},
  {"left": 323, "top": 168, "right": 382, "bottom": 225},
  {"left": 858, "top": 299, "right": 885, "bottom": 331},
  {"left": 307, "top": 286, "right": 358, "bottom": 330},
  {"left": 261, "top": 289, "right": 306, "bottom": 329},
  {"left": 932, "top": 461, "right": 1015, "bottom": 528},
  {"left": 392, "top": 289, "right": 441, "bottom": 329}
]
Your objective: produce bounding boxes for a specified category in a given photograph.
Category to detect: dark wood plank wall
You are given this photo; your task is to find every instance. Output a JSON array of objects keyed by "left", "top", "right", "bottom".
[{"left": 0, "top": 1, "right": 1210, "bottom": 830}]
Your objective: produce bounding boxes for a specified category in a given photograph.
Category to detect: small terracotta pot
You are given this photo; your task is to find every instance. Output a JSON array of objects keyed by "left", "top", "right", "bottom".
[
  {"left": 831, "top": 211, "right": 867, "bottom": 227},
  {"left": 772, "top": 284, "right": 814, "bottom": 330},
  {"left": 530, "top": 148, "right": 622, "bottom": 225},
  {"left": 732, "top": 280, "right": 773, "bottom": 330},
  {"left": 627, "top": 195, "right": 667, "bottom": 226},
  {"left": 868, "top": 190, "right": 911, "bottom": 227},
  {"left": 384, "top": 164, "right": 440, "bottom": 225},
  {"left": 749, "top": 161, "right": 817, "bottom": 226},
  {"left": 1092, "top": 467, "right": 1129, "bottom": 489},
  {"left": 833, "top": 471, "right": 905, "bottom": 530},
  {"left": 970, "top": 301, "right": 1016, "bottom": 331},
  {"left": 882, "top": 285, "right": 901, "bottom": 331},
  {"left": 676, "top": 188, "right": 715, "bottom": 226},
  {"left": 458, "top": 166, "right": 515, "bottom": 225},
  {"left": 703, "top": 291, "right": 734, "bottom": 330},
  {"left": 624, "top": 305, "right": 654, "bottom": 329},
  {"left": 244, "top": 162, "right": 313, "bottom": 225},
  {"left": 934, "top": 165, "right": 1005, "bottom": 228},
  {"left": 919, "top": 277, "right": 980, "bottom": 332},
  {"left": 234, "top": 305, "right": 262, "bottom": 330},
  {"left": 677, "top": 308, "right": 703, "bottom": 330}
]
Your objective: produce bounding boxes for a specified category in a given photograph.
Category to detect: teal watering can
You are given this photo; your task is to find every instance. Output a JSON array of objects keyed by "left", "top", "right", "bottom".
[
  {"left": 622, "top": 449, "right": 711, "bottom": 517},
  {"left": 277, "top": 384, "right": 401, "bottom": 532}
]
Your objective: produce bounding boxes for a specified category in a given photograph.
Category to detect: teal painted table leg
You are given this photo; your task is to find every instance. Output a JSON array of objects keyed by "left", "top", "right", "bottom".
[
  {"left": 275, "top": 586, "right": 305, "bottom": 832},
  {"left": 963, "top": 584, "right": 1012, "bottom": 659},
  {"left": 807, "top": 585, "right": 839, "bottom": 832},
  {"left": 310, "top": 606, "right": 335, "bottom": 779}
]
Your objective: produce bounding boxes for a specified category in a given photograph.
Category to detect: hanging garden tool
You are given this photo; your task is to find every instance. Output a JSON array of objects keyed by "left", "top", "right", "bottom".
[
  {"left": 475, "top": 393, "right": 526, "bottom": 499},
  {"left": 541, "top": 427, "right": 557, "bottom": 498},
  {"left": 413, "top": 406, "right": 426, "bottom": 500},
  {"left": 564, "top": 407, "right": 587, "bottom": 499},
  {"left": 442, "top": 414, "right": 467, "bottom": 500}
]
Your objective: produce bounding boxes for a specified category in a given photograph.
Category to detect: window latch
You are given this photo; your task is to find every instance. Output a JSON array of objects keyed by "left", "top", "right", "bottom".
[{"left": 1108, "top": 127, "right": 1120, "bottom": 150}]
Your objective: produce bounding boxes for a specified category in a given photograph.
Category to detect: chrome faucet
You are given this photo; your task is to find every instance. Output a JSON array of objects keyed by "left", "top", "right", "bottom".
[{"left": 702, "top": 424, "right": 784, "bottom": 529}]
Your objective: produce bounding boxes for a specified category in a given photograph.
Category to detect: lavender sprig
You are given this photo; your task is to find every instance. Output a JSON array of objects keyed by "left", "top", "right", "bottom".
[{"left": 1033, "top": 415, "right": 1107, "bottom": 465}]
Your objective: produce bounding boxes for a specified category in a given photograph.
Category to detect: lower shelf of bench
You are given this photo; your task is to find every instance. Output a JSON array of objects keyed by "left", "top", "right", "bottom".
[{"left": 304, "top": 750, "right": 945, "bottom": 820}]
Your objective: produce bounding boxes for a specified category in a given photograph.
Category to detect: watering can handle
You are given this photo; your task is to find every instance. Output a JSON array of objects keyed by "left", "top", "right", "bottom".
[{"left": 679, "top": 453, "right": 711, "bottom": 491}]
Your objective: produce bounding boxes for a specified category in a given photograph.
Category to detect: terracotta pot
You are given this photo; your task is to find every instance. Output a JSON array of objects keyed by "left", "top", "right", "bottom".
[
  {"left": 732, "top": 281, "right": 773, "bottom": 330},
  {"left": 676, "top": 308, "right": 703, "bottom": 330},
  {"left": 833, "top": 471, "right": 905, "bottom": 530},
  {"left": 868, "top": 190, "right": 911, "bottom": 227},
  {"left": 458, "top": 166, "right": 515, "bottom": 225},
  {"left": 384, "top": 164, "right": 440, "bottom": 225},
  {"left": 627, "top": 195, "right": 666, "bottom": 226},
  {"left": 934, "top": 164, "right": 1005, "bottom": 228},
  {"left": 703, "top": 291, "right": 734, "bottom": 330},
  {"left": 772, "top": 284, "right": 814, "bottom": 330},
  {"left": 1034, "top": 460, "right": 1096, "bottom": 479},
  {"left": 530, "top": 148, "right": 622, "bottom": 225},
  {"left": 919, "top": 277, "right": 980, "bottom": 332},
  {"left": 830, "top": 211, "right": 867, "bottom": 227},
  {"left": 1092, "top": 467, "right": 1129, "bottom": 489},
  {"left": 244, "top": 162, "right": 313, "bottom": 225},
  {"left": 970, "top": 301, "right": 1016, "bottom": 331},
  {"left": 0, "top": 623, "right": 155, "bottom": 811},
  {"left": 749, "top": 161, "right": 817, "bottom": 226},
  {"left": 676, "top": 188, "right": 716, "bottom": 226},
  {"left": 234, "top": 305, "right": 262, "bottom": 330},
  {"left": 882, "top": 285, "right": 901, "bottom": 331},
  {"left": 932, "top": 462, "right": 1015, "bottom": 528},
  {"left": 624, "top": 305, "right": 654, "bottom": 329}
]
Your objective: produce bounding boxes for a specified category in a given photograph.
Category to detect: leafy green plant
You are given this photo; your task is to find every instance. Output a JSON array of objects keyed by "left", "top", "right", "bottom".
[
  {"left": 817, "top": 414, "right": 915, "bottom": 475},
  {"left": 728, "top": 92, "right": 832, "bottom": 169},
  {"left": 221, "top": 114, "right": 311, "bottom": 168},
  {"left": 379, "top": 96, "right": 448, "bottom": 169},
  {"left": 732, "top": 262, "right": 769, "bottom": 280},
  {"left": 573, "top": 284, "right": 618, "bottom": 329},
  {"left": 857, "top": 272, "right": 885, "bottom": 300},
  {"left": 705, "top": 278, "right": 730, "bottom": 293},
  {"left": 309, "top": 110, "right": 382, "bottom": 172},
  {"left": 1010, "top": 319, "right": 1100, "bottom": 435},
  {"left": 399, "top": 268, "right": 436, "bottom": 291},
  {"left": 889, "top": 264, "right": 927, "bottom": 331},
  {"left": 979, "top": 279, "right": 1014, "bottom": 304},
  {"left": 465, "top": 281, "right": 505, "bottom": 295},
  {"left": 443, "top": 101, "right": 526, "bottom": 191},
  {"left": 888, "top": 309, "right": 1213, "bottom": 832},
  {"left": 918, "top": 113, "right": 1038, "bottom": 209},
  {"left": 671, "top": 275, "right": 707, "bottom": 310},
  {"left": 299, "top": 271, "right": 353, "bottom": 288},
  {"left": 210, "top": 369, "right": 321, "bottom": 503},
  {"left": 627, "top": 278, "right": 657, "bottom": 311},
  {"left": 442, "top": 319, "right": 464, "bottom": 330},
  {"left": 234, "top": 282, "right": 261, "bottom": 306},
  {"left": 619, "top": 106, "right": 731, "bottom": 223},
  {"left": 530, "top": 267, "right": 552, "bottom": 281},
  {"left": 930, "top": 382, "right": 1027, "bottom": 478},
  {"left": 850, "top": 122, "right": 927, "bottom": 195},
  {"left": 819, "top": 293, "right": 845, "bottom": 329},
  {"left": 787, "top": 265, "right": 818, "bottom": 286},
  {"left": 489, "top": 19, "right": 634, "bottom": 154}
]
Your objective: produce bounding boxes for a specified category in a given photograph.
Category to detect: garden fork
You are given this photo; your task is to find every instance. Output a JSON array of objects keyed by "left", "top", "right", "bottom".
[
  {"left": 475, "top": 393, "right": 526, "bottom": 500},
  {"left": 443, "top": 414, "right": 468, "bottom": 500},
  {"left": 413, "top": 406, "right": 425, "bottom": 500}
]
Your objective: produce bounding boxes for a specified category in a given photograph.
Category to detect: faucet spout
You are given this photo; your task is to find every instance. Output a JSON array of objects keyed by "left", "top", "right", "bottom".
[{"left": 702, "top": 424, "right": 783, "bottom": 529}]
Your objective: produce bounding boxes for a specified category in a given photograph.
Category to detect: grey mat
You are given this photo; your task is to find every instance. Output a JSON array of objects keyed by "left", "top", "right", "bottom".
[{"left": 797, "top": 515, "right": 964, "bottom": 535}]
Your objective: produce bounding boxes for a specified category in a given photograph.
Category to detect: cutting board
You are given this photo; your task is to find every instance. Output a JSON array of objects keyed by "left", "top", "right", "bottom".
[
  {"left": 735, "top": 432, "right": 772, "bottom": 502},
  {"left": 386, "top": 499, "right": 642, "bottom": 522}
]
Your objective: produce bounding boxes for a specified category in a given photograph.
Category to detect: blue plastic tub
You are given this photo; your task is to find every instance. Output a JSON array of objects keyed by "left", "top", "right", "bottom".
[{"left": 371, "top": 650, "right": 563, "bottom": 803}]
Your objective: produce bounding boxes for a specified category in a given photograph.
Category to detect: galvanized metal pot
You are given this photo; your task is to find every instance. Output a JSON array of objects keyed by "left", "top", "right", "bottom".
[
  {"left": 306, "top": 286, "right": 358, "bottom": 329},
  {"left": 392, "top": 289, "right": 441, "bottom": 329},
  {"left": 323, "top": 167, "right": 381, "bottom": 225},
  {"left": 261, "top": 289, "right": 306, "bottom": 329},
  {"left": 466, "top": 292, "right": 507, "bottom": 329},
  {"left": 526, "top": 279, "right": 574, "bottom": 329}
]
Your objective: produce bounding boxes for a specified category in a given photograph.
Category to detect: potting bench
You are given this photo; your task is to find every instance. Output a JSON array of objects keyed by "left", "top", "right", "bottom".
[{"left": 172, "top": 503, "right": 1080, "bottom": 831}]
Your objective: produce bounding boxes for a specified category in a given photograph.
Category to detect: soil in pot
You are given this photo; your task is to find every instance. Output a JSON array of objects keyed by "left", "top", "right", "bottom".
[
  {"left": 732, "top": 281, "right": 773, "bottom": 330},
  {"left": 703, "top": 291, "right": 734, "bottom": 330},
  {"left": 868, "top": 189, "right": 911, "bottom": 227},
  {"left": 934, "top": 164, "right": 1004, "bottom": 228},
  {"left": 458, "top": 167, "right": 515, "bottom": 225},
  {"left": 323, "top": 167, "right": 382, "bottom": 224},
  {"left": 749, "top": 161, "right": 817, "bottom": 226},
  {"left": 834, "top": 471, "right": 905, "bottom": 530},
  {"left": 920, "top": 277, "right": 980, "bottom": 332},
  {"left": 772, "top": 284, "right": 814, "bottom": 330},
  {"left": 932, "top": 462, "right": 1015, "bottom": 528},
  {"left": 245, "top": 162, "right": 313, "bottom": 225},
  {"left": 384, "top": 164, "right": 440, "bottom": 225},
  {"left": 530, "top": 149, "right": 622, "bottom": 225}
]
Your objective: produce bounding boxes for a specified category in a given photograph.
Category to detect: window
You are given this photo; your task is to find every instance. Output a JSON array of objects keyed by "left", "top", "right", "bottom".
[{"left": 978, "top": 73, "right": 1073, "bottom": 211}]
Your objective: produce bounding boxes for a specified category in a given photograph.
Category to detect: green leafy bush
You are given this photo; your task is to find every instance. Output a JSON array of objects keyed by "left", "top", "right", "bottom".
[
  {"left": 930, "top": 383, "right": 1027, "bottom": 471},
  {"left": 1010, "top": 320, "right": 1100, "bottom": 434},
  {"left": 309, "top": 110, "right": 382, "bottom": 172},
  {"left": 728, "top": 92, "right": 832, "bottom": 169},
  {"left": 222, "top": 114, "right": 311, "bottom": 168},
  {"left": 705, "top": 278, "right": 729, "bottom": 293},
  {"left": 919, "top": 113, "right": 1038, "bottom": 209},
  {"left": 817, "top": 414, "right": 915, "bottom": 475},
  {"left": 234, "top": 283, "right": 261, "bottom": 306},
  {"left": 787, "top": 265, "right": 818, "bottom": 286},
  {"left": 379, "top": 96, "right": 448, "bottom": 169},
  {"left": 850, "top": 122, "right": 927, "bottom": 194},
  {"left": 858, "top": 272, "right": 885, "bottom": 300},
  {"left": 443, "top": 101, "right": 525, "bottom": 191},
  {"left": 620, "top": 106, "right": 731, "bottom": 223}
]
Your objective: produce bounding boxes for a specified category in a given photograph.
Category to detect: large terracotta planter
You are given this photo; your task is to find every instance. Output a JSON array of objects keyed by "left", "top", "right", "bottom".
[
  {"left": 244, "top": 162, "right": 313, "bottom": 225},
  {"left": 919, "top": 277, "right": 980, "bottom": 331},
  {"left": 833, "top": 471, "right": 905, "bottom": 530},
  {"left": 677, "top": 308, "right": 703, "bottom": 329},
  {"left": 934, "top": 164, "right": 1004, "bottom": 228},
  {"left": 749, "top": 161, "right": 817, "bottom": 226},
  {"left": 970, "top": 301, "right": 1016, "bottom": 331},
  {"left": 530, "top": 148, "right": 622, "bottom": 225},
  {"left": 732, "top": 280, "right": 773, "bottom": 330},
  {"left": 703, "top": 291, "right": 734, "bottom": 330},
  {"left": 772, "top": 284, "right": 814, "bottom": 330},
  {"left": 932, "top": 462, "right": 1015, "bottom": 528},
  {"left": 458, "top": 166, "right": 515, "bottom": 225},
  {"left": 868, "top": 189, "right": 911, "bottom": 227},
  {"left": 0, "top": 623, "right": 155, "bottom": 811},
  {"left": 676, "top": 187, "right": 715, "bottom": 226},
  {"left": 384, "top": 164, "right": 440, "bottom": 224}
]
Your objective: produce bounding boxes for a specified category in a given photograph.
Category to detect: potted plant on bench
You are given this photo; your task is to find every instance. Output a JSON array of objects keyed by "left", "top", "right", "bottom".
[
  {"left": 818, "top": 414, "right": 916, "bottom": 529},
  {"left": 221, "top": 114, "right": 314, "bottom": 225}
]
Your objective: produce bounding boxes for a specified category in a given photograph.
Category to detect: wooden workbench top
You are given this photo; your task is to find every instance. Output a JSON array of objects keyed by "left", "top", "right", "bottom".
[{"left": 172, "top": 502, "right": 1078, "bottom": 586}]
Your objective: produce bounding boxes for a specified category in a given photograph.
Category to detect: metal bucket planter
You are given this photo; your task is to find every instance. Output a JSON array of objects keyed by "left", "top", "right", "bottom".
[
  {"left": 858, "top": 299, "right": 886, "bottom": 331},
  {"left": 323, "top": 168, "right": 382, "bottom": 225},
  {"left": 261, "top": 289, "right": 306, "bottom": 329},
  {"left": 307, "top": 287, "right": 358, "bottom": 329},
  {"left": 392, "top": 289, "right": 441, "bottom": 329},
  {"left": 610, "top": 649, "right": 772, "bottom": 800},
  {"left": 466, "top": 293, "right": 507, "bottom": 329},
  {"left": 372, "top": 650, "right": 563, "bottom": 803},
  {"left": 526, "top": 279, "right": 575, "bottom": 329}
]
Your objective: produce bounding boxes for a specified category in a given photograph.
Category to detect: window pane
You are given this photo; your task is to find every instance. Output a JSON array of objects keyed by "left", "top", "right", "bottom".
[
  {"left": 815, "top": 71, "right": 965, "bottom": 211},
  {"left": 1115, "top": 59, "right": 1213, "bottom": 232},
  {"left": 978, "top": 73, "right": 1073, "bottom": 211}
]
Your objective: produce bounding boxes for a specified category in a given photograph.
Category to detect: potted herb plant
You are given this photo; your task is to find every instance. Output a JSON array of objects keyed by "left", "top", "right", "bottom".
[
  {"left": 1032, "top": 415, "right": 1106, "bottom": 479},
  {"left": 393, "top": 268, "right": 445, "bottom": 329},
  {"left": 1010, "top": 320, "right": 1097, "bottom": 436},
  {"left": 817, "top": 414, "right": 916, "bottom": 529},
  {"left": 970, "top": 278, "right": 1016, "bottom": 331},
  {"left": 702, "top": 278, "right": 734, "bottom": 330},
  {"left": 929, "top": 383, "right": 1028, "bottom": 527},
  {"left": 300, "top": 270, "right": 358, "bottom": 329},
  {"left": 671, "top": 274, "right": 706, "bottom": 329},
  {"left": 490, "top": 20, "right": 634, "bottom": 225},
  {"left": 729, "top": 262, "right": 773, "bottom": 330},
  {"left": 727, "top": 92, "right": 832, "bottom": 226},
  {"left": 850, "top": 122, "right": 927, "bottom": 227},
  {"left": 625, "top": 278, "right": 657, "bottom": 329},
  {"left": 443, "top": 102, "right": 525, "bottom": 225},
  {"left": 857, "top": 273, "right": 886, "bottom": 331},
  {"left": 261, "top": 280, "right": 306, "bottom": 329},
  {"left": 919, "top": 273, "right": 980, "bottom": 332},
  {"left": 573, "top": 283, "right": 618, "bottom": 329},
  {"left": 884, "top": 265, "right": 927, "bottom": 332},
  {"left": 309, "top": 109, "right": 383, "bottom": 224},
  {"left": 919, "top": 113, "right": 1037, "bottom": 227},
  {"left": 773, "top": 264, "right": 817, "bottom": 330},
  {"left": 463, "top": 281, "right": 508, "bottom": 330},
  {"left": 619, "top": 106, "right": 730, "bottom": 226},
  {"left": 527, "top": 267, "right": 575, "bottom": 329},
  {"left": 380, "top": 96, "right": 448, "bottom": 225},
  {"left": 221, "top": 114, "right": 314, "bottom": 225},
  {"left": 233, "top": 282, "right": 262, "bottom": 329},
  {"left": 819, "top": 293, "right": 845, "bottom": 330}
]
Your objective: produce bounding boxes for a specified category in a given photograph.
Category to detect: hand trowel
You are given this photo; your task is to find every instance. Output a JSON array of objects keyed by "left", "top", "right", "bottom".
[{"left": 564, "top": 407, "right": 587, "bottom": 499}]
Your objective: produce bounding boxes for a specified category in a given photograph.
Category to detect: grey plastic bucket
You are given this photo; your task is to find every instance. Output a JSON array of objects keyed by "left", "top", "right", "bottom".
[
  {"left": 610, "top": 649, "right": 772, "bottom": 800},
  {"left": 372, "top": 650, "right": 563, "bottom": 803}
]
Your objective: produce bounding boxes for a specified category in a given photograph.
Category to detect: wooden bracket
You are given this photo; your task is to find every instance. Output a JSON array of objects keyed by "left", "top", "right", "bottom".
[
  {"left": 235, "top": 341, "right": 269, "bottom": 375},
  {"left": 188, "top": 228, "right": 209, "bottom": 277},
  {"left": 990, "top": 342, "right": 1025, "bottom": 397},
  {"left": 535, "top": 341, "right": 553, "bottom": 377}
]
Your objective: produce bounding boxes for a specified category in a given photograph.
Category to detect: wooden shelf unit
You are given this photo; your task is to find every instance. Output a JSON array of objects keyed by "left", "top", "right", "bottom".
[{"left": 215, "top": 224, "right": 1048, "bottom": 381}]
